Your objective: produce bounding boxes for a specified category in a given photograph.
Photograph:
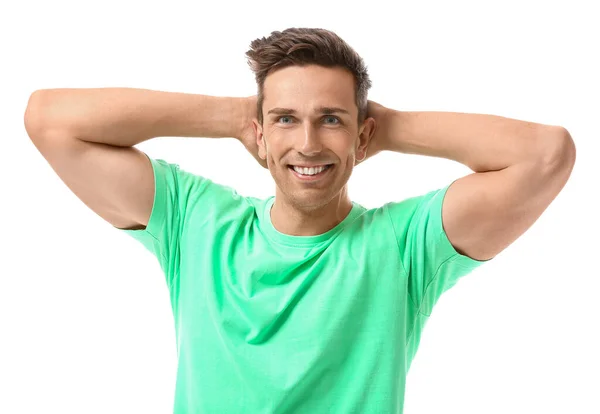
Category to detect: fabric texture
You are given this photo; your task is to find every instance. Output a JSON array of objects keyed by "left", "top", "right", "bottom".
[{"left": 119, "top": 155, "right": 490, "bottom": 413}]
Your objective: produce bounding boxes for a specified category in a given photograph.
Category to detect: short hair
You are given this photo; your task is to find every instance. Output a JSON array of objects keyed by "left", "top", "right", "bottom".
[{"left": 245, "top": 27, "right": 372, "bottom": 125}]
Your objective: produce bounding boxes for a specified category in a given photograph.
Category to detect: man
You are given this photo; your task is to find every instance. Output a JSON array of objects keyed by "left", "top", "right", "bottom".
[{"left": 24, "top": 27, "right": 575, "bottom": 414}]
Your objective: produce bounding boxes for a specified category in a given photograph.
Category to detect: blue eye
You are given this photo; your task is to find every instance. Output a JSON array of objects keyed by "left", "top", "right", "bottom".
[{"left": 276, "top": 116, "right": 340, "bottom": 124}]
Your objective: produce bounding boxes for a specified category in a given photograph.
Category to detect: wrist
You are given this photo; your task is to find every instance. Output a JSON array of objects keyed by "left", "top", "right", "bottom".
[
  {"left": 236, "top": 95, "right": 257, "bottom": 141},
  {"left": 368, "top": 101, "right": 393, "bottom": 154},
  {"left": 379, "top": 108, "right": 405, "bottom": 153}
]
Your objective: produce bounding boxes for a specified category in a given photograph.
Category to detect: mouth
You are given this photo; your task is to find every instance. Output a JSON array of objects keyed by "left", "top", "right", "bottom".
[{"left": 287, "top": 164, "right": 334, "bottom": 181}]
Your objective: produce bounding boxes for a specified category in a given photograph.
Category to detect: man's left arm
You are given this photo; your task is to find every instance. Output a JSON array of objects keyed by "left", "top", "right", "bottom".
[{"left": 367, "top": 103, "right": 576, "bottom": 261}]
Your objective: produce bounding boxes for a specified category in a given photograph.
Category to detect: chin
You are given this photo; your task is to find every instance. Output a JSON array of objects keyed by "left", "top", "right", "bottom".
[{"left": 283, "top": 188, "right": 340, "bottom": 211}]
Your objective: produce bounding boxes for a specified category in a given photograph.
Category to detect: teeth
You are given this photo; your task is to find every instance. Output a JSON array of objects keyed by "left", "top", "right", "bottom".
[{"left": 292, "top": 165, "right": 328, "bottom": 175}]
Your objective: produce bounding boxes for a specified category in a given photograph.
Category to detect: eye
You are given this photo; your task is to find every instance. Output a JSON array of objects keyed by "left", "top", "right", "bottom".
[
  {"left": 275, "top": 115, "right": 341, "bottom": 125},
  {"left": 323, "top": 116, "right": 340, "bottom": 125},
  {"left": 276, "top": 116, "right": 293, "bottom": 124}
]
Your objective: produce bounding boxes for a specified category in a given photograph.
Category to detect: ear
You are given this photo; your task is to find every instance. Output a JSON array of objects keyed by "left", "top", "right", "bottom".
[
  {"left": 356, "top": 117, "right": 376, "bottom": 160},
  {"left": 253, "top": 119, "right": 267, "bottom": 160}
]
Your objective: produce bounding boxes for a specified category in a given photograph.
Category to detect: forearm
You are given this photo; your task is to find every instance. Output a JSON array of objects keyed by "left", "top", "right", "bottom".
[
  {"left": 26, "top": 87, "right": 245, "bottom": 146},
  {"left": 381, "top": 110, "right": 564, "bottom": 172}
]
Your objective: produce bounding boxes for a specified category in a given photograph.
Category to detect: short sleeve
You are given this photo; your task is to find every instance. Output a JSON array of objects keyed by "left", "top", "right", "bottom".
[
  {"left": 385, "top": 180, "right": 492, "bottom": 317},
  {"left": 117, "top": 154, "right": 244, "bottom": 291},
  {"left": 117, "top": 155, "right": 184, "bottom": 288}
]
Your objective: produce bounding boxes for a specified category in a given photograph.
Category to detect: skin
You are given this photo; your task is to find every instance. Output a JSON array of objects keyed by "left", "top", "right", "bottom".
[
  {"left": 251, "top": 64, "right": 377, "bottom": 237},
  {"left": 235, "top": 64, "right": 575, "bottom": 261}
]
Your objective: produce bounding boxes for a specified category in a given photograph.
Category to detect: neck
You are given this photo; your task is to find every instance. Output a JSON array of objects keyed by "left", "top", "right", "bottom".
[{"left": 270, "top": 188, "right": 353, "bottom": 236}]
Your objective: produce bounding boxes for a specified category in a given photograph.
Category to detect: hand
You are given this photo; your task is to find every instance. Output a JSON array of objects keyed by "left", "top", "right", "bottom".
[
  {"left": 236, "top": 95, "right": 268, "bottom": 169},
  {"left": 355, "top": 100, "right": 389, "bottom": 166}
]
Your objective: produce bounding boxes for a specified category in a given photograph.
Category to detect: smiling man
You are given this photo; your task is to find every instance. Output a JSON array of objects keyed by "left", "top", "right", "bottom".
[
  {"left": 255, "top": 63, "right": 372, "bottom": 236},
  {"left": 25, "top": 27, "right": 575, "bottom": 414}
]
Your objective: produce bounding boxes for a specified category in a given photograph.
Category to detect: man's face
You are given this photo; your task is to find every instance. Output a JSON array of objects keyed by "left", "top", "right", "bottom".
[{"left": 253, "top": 64, "right": 374, "bottom": 211}]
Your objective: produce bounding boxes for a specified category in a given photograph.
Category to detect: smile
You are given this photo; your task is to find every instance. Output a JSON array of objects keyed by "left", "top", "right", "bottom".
[{"left": 288, "top": 164, "right": 333, "bottom": 181}]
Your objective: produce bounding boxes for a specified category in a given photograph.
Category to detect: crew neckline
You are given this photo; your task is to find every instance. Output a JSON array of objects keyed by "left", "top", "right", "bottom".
[{"left": 261, "top": 197, "right": 362, "bottom": 247}]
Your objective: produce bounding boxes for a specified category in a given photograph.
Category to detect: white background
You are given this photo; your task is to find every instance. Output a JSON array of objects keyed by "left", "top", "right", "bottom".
[{"left": 2, "top": 0, "right": 598, "bottom": 413}]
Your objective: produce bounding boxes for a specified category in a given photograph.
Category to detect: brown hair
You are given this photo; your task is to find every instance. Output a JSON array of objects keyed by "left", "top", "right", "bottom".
[{"left": 245, "top": 27, "right": 372, "bottom": 126}]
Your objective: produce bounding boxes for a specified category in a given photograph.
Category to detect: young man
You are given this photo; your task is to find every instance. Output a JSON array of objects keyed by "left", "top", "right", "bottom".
[{"left": 25, "top": 27, "right": 575, "bottom": 414}]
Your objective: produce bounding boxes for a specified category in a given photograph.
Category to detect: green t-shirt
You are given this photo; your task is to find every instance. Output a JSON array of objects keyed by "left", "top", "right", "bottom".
[{"left": 119, "top": 155, "right": 490, "bottom": 413}]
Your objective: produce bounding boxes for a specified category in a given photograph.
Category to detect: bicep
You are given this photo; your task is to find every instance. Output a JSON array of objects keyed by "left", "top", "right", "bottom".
[
  {"left": 442, "top": 145, "right": 575, "bottom": 261},
  {"left": 30, "top": 132, "right": 155, "bottom": 230}
]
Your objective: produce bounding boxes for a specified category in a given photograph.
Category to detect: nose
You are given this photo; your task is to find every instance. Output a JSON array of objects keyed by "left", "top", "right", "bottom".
[{"left": 298, "top": 122, "right": 323, "bottom": 157}]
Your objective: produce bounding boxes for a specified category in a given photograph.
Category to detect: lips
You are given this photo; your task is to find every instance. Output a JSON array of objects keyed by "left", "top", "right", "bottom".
[
  {"left": 287, "top": 164, "right": 333, "bottom": 173},
  {"left": 288, "top": 164, "right": 333, "bottom": 168},
  {"left": 288, "top": 164, "right": 333, "bottom": 181}
]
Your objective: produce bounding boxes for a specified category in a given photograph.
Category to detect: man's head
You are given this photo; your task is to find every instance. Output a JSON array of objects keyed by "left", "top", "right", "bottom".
[{"left": 245, "top": 28, "right": 376, "bottom": 212}]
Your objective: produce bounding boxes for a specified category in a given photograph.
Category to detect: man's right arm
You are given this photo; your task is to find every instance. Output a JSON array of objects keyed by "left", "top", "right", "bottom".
[{"left": 24, "top": 88, "right": 246, "bottom": 229}]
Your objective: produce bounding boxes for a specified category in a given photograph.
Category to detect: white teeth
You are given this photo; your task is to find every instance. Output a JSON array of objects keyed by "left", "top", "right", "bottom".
[{"left": 292, "top": 165, "right": 328, "bottom": 175}]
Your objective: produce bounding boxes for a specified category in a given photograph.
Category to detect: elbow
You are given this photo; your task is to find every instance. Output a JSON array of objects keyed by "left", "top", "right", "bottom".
[
  {"left": 553, "top": 127, "right": 576, "bottom": 167},
  {"left": 24, "top": 90, "right": 48, "bottom": 140},
  {"left": 537, "top": 126, "right": 576, "bottom": 170},
  {"left": 25, "top": 89, "right": 66, "bottom": 140}
]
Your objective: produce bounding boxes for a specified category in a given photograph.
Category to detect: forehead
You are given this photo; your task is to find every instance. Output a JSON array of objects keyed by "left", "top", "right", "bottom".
[{"left": 263, "top": 65, "right": 356, "bottom": 113}]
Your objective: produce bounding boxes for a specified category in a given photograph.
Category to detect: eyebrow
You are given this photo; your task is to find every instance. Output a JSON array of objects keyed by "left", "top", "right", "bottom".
[{"left": 267, "top": 106, "right": 350, "bottom": 116}]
